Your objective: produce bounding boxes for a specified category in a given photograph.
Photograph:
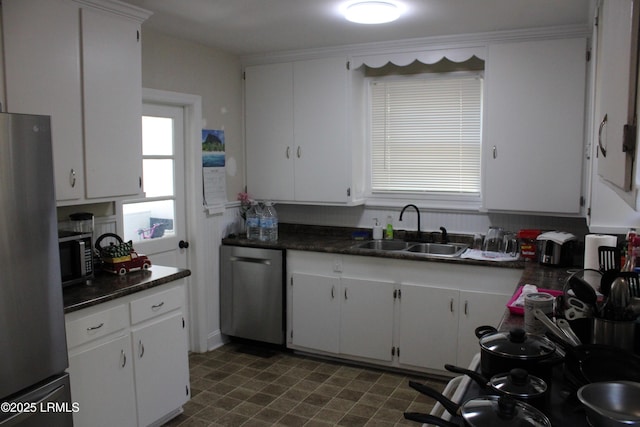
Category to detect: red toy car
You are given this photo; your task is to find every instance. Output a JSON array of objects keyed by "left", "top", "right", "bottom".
[{"left": 102, "top": 250, "right": 152, "bottom": 276}]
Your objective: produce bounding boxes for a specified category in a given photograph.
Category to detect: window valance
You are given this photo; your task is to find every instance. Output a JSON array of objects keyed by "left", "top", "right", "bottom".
[{"left": 350, "top": 46, "right": 486, "bottom": 69}]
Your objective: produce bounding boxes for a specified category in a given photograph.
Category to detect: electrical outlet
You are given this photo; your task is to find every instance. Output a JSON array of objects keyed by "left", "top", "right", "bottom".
[{"left": 333, "top": 257, "right": 342, "bottom": 273}]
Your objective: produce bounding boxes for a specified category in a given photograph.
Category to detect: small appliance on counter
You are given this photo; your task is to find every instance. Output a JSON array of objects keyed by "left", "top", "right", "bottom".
[{"left": 537, "top": 231, "right": 577, "bottom": 266}]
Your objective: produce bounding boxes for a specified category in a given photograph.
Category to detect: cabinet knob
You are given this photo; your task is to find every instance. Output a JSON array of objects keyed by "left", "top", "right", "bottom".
[
  {"left": 286, "top": 146, "right": 291, "bottom": 159},
  {"left": 492, "top": 145, "right": 498, "bottom": 159},
  {"left": 179, "top": 240, "right": 189, "bottom": 249}
]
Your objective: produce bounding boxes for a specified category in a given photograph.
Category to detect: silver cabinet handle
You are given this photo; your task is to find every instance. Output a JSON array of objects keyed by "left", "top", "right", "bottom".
[
  {"left": 139, "top": 340, "right": 145, "bottom": 358},
  {"left": 450, "top": 299, "right": 454, "bottom": 312},
  {"left": 87, "top": 323, "right": 104, "bottom": 331},
  {"left": 464, "top": 301, "right": 469, "bottom": 316},
  {"left": 70, "top": 168, "right": 76, "bottom": 188},
  {"left": 598, "top": 114, "right": 608, "bottom": 157},
  {"left": 297, "top": 146, "right": 301, "bottom": 158},
  {"left": 121, "top": 349, "right": 127, "bottom": 368},
  {"left": 344, "top": 288, "right": 348, "bottom": 300},
  {"left": 331, "top": 285, "right": 335, "bottom": 299},
  {"left": 492, "top": 145, "right": 497, "bottom": 159},
  {"left": 151, "top": 301, "right": 165, "bottom": 310},
  {"left": 286, "top": 146, "right": 290, "bottom": 159}
]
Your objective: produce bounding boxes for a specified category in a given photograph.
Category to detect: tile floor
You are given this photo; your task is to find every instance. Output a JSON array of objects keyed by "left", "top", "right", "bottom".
[{"left": 163, "top": 342, "right": 448, "bottom": 427}]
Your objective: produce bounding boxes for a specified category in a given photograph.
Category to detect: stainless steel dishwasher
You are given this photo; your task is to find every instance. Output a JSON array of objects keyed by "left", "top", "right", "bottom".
[{"left": 220, "top": 245, "right": 284, "bottom": 345}]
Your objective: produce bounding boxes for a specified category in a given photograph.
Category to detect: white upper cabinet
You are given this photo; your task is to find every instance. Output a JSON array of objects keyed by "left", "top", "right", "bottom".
[
  {"left": 594, "top": 0, "right": 639, "bottom": 192},
  {"left": 81, "top": 6, "right": 145, "bottom": 199},
  {"left": 2, "top": 0, "right": 149, "bottom": 204},
  {"left": 483, "top": 37, "right": 587, "bottom": 214},
  {"left": 245, "top": 57, "right": 364, "bottom": 204},
  {"left": 3, "top": 0, "right": 85, "bottom": 202}
]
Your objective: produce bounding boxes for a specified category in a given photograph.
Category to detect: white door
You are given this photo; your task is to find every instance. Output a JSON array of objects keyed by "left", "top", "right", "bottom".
[{"left": 120, "top": 103, "right": 187, "bottom": 268}]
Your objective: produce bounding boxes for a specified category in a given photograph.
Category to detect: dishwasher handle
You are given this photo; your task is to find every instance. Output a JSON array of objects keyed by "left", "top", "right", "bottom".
[{"left": 229, "top": 256, "right": 272, "bottom": 265}]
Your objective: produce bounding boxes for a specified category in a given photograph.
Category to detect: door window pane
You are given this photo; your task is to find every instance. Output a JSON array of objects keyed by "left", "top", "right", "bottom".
[
  {"left": 123, "top": 200, "right": 175, "bottom": 242},
  {"left": 142, "top": 116, "right": 173, "bottom": 155},
  {"left": 143, "top": 159, "right": 174, "bottom": 197}
]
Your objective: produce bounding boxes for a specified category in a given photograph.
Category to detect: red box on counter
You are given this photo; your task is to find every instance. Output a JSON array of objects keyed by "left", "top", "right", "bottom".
[{"left": 517, "top": 229, "right": 541, "bottom": 259}]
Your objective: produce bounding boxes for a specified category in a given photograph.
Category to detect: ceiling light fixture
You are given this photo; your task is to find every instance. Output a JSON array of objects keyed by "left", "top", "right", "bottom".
[{"left": 343, "top": 1, "right": 401, "bottom": 24}]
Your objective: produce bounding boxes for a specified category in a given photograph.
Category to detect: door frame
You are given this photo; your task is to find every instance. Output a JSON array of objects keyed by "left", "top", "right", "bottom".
[{"left": 141, "top": 88, "right": 207, "bottom": 352}]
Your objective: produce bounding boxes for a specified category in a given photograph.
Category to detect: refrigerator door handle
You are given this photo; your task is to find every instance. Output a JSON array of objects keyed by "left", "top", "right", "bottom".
[{"left": 0, "top": 385, "right": 65, "bottom": 426}]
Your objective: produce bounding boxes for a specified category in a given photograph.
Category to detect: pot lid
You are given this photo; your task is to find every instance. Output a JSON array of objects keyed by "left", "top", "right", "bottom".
[
  {"left": 490, "top": 368, "right": 547, "bottom": 398},
  {"left": 462, "top": 395, "right": 551, "bottom": 427},
  {"left": 479, "top": 328, "right": 556, "bottom": 359}
]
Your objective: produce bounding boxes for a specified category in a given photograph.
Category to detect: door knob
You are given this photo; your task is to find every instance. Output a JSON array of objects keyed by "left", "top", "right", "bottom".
[{"left": 179, "top": 240, "right": 189, "bottom": 249}]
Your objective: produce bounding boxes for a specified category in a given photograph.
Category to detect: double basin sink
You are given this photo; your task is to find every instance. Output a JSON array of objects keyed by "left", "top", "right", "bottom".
[{"left": 350, "top": 240, "right": 469, "bottom": 258}]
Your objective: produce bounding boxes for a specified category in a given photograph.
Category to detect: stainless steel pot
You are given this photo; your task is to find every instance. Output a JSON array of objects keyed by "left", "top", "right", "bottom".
[{"left": 578, "top": 381, "right": 640, "bottom": 426}]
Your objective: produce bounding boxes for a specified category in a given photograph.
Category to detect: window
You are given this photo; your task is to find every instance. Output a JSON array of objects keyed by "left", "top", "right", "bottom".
[
  {"left": 122, "top": 113, "right": 179, "bottom": 243},
  {"left": 369, "top": 73, "right": 483, "bottom": 201}
]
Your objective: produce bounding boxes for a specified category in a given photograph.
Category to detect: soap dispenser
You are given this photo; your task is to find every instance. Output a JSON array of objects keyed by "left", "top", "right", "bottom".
[{"left": 372, "top": 218, "right": 383, "bottom": 240}]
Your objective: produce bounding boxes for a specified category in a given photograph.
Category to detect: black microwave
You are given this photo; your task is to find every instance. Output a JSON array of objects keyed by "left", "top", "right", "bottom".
[{"left": 58, "top": 231, "right": 94, "bottom": 287}]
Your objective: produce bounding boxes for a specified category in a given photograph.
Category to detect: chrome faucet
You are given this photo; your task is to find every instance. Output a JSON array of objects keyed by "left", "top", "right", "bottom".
[{"left": 399, "top": 204, "right": 421, "bottom": 240}]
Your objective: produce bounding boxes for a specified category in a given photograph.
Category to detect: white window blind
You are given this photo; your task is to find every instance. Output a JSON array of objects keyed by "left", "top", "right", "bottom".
[{"left": 370, "top": 75, "right": 482, "bottom": 195}]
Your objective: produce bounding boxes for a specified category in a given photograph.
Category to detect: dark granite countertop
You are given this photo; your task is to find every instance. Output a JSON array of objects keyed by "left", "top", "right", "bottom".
[
  {"left": 63, "top": 265, "right": 191, "bottom": 313},
  {"left": 498, "top": 261, "right": 576, "bottom": 331},
  {"left": 223, "top": 223, "right": 525, "bottom": 269}
]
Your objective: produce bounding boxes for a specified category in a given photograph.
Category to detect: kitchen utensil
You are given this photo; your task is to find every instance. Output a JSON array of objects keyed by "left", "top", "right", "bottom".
[
  {"left": 598, "top": 245, "right": 621, "bottom": 272},
  {"left": 577, "top": 381, "right": 640, "bottom": 427},
  {"left": 444, "top": 364, "right": 548, "bottom": 409},
  {"left": 556, "top": 318, "right": 582, "bottom": 346},
  {"left": 568, "top": 273, "right": 598, "bottom": 308},
  {"left": 606, "top": 276, "right": 632, "bottom": 321},
  {"left": 474, "top": 326, "right": 559, "bottom": 380},
  {"left": 533, "top": 308, "right": 579, "bottom": 347},
  {"left": 524, "top": 292, "right": 554, "bottom": 335},
  {"left": 564, "top": 297, "right": 594, "bottom": 320},
  {"left": 405, "top": 381, "right": 552, "bottom": 427}
]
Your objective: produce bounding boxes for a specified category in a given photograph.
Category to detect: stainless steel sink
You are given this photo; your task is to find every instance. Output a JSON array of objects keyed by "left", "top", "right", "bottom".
[
  {"left": 351, "top": 240, "right": 411, "bottom": 251},
  {"left": 350, "top": 240, "right": 469, "bottom": 258},
  {"left": 405, "top": 242, "right": 469, "bottom": 257}
]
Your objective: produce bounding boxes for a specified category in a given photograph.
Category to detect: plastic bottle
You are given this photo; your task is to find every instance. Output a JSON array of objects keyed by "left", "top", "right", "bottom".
[
  {"left": 260, "top": 202, "right": 278, "bottom": 242},
  {"left": 385, "top": 215, "right": 394, "bottom": 240},
  {"left": 245, "top": 201, "right": 261, "bottom": 240}
]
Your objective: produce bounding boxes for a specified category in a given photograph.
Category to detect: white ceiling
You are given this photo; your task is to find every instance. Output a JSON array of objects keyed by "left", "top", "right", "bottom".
[{"left": 120, "top": 0, "right": 593, "bottom": 56}]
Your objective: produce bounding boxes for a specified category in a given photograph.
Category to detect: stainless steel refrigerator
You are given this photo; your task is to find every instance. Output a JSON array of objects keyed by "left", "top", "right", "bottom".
[{"left": 0, "top": 113, "right": 73, "bottom": 426}]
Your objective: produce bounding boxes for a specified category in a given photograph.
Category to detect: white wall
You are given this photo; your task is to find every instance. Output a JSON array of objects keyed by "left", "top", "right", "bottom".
[{"left": 140, "top": 28, "right": 244, "bottom": 200}]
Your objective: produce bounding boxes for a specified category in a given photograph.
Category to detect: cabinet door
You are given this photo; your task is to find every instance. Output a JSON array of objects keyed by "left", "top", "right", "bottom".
[
  {"left": 3, "top": 0, "right": 84, "bottom": 202},
  {"left": 81, "top": 7, "right": 143, "bottom": 199},
  {"left": 340, "top": 278, "right": 394, "bottom": 362},
  {"left": 291, "top": 272, "right": 340, "bottom": 353},
  {"left": 595, "top": 0, "right": 639, "bottom": 191},
  {"left": 398, "top": 284, "right": 458, "bottom": 370},
  {"left": 68, "top": 335, "right": 137, "bottom": 427},
  {"left": 132, "top": 312, "right": 190, "bottom": 427},
  {"left": 245, "top": 63, "right": 295, "bottom": 201},
  {"left": 457, "top": 290, "right": 510, "bottom": 367},
  {"left": 484, "top": 38, "right": 586, "bottom": 213},
  {"left": 293, "top": 57, "right": 350, "bottom": 203}
]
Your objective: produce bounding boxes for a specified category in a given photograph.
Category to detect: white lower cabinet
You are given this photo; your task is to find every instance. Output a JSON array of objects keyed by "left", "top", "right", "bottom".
[
  {"left": 398, "top": 284, "right": 458, "bottom": 371},
  {"left": 68, "top": 334, "right": 137, "bottom": 427},
  {"left": 287, "top": 251, "right": 519, "bottom": 373},
  {"left": 291, "top": 273, "right": 340, "bottom": 353},
  {"left": 290, "top": 273, "right": 394, "bottom": 362},
  {"left": 65, "top": 281, "right": 189, "bottom": 427},
  {"left": 132, "top": 312, "right": 190, "bottom": 427}
]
